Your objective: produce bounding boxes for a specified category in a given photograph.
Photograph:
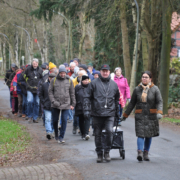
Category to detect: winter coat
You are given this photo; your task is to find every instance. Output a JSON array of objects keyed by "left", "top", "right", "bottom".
[
  {"left": 87, "top": 70, "right": 94, "bottom": 81},
  {"left": 24, "top": 65, "right": 43, "bottom": 94},
  {"left": 72, "top": 77, "right": 91, "bottom": 87},
  {"left": 39, "top": 81, "right": 51, "bottom": 110},
  {"left": 4, "top": 69, "right": 14, "bottom": 87},
  {"left": 10, "top": 76, "right": 18, "bottom": 98},
  {"left": 83, "top": 74, "right": 120, "bottom": 117},
  {"left": 37, "top": 72, "right": 49, "bottom": 95},
  {"left": 12, "top": 69, "right": 23, "bottom": 95},
  {"left": 114, "top": 75, "right": 131, "bottom": 104},
  {"left": 123, "top": 83, "right": 163, "bottom": 138},
  {"left": 75, "top": 84, "right": 90, "bottom": 115},
  {"left": 48, "top": 74, "right": 76, "bottom": 110},
  {"left": 17, "top": 72, "right": 27, "bottom": 95},
  {"left": 119, "top": 89, "right": 125, "bottom": 108}
]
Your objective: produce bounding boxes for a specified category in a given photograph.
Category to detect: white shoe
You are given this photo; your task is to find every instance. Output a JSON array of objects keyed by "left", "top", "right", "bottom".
[{"left": 85, "top": 135, "right": 90, "bottom": 140}]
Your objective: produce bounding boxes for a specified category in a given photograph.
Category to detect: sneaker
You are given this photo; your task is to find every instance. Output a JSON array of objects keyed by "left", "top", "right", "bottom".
[
  {"left": 72, "top": 126, "right": 77, "bottom": 134},
  {"left": 85, "top": 134, "right": 90, "bottom": 140},
  {"left": 46, "top": 133, "right": 51, "bottom": 140},
  {"left": 33, "top": 119, "right": 38, "bottom": 123},
  {"left": 18, "top": 114, "right": 22, "bottom": 117},
  {"left": 82, "top": 135, "right": 85, "bottom": 140},
  {"left": 58, "top": 138, "right": 65, "bottom": 143},
  {"left": 22, "top": 114, "right": 26, "bottom": 118},
  {"left": 68, "top": 120, "right": 72, "bottom": 123},
  {"left": 25, "top": 116, "right": 29, "bottom": 120}
]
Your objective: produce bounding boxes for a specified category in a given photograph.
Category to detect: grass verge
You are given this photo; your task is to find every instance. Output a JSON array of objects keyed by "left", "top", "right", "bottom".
[
  {"left": 161, "top": 117, "right": 180, "bottom": 125},
  {"left": 0, "top": 117, "right": 31, "bottom": 155}
]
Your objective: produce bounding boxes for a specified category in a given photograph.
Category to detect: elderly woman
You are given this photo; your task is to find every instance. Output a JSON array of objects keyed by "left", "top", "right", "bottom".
[
  {"left": 122, "top": 71, "right": 163, "bottom": 162},
  {"left": 114, "top": 67, "right": 131, "bottom": 125}
]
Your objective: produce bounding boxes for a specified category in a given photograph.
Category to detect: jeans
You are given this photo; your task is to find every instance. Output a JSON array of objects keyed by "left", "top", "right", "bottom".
[
  {"left": 137, "top": 137, "right": 152, "bottom": 151},
  {"left": 78, "top": 114, "right": 90, "bottom": 136},
  {"left": 52, "top": 108, "right": 69, "bottom": 139},
  {"left": 27, "top": 91, "right": 40, "bottom": 120},
  {"left": 44, "top": 109, "right": 54, "bottom": 133},
  {"left": 68, "top": 109, "right": 73, "bottom": 121},
  {"left": 22, "top": 94, "right": 27, "bottom": 115},
  {"left": 73, "top": 111, "right": 79, "bottom": 127},
  {"left": 93, "top": 116, "right": 114, "bottom": 154}
]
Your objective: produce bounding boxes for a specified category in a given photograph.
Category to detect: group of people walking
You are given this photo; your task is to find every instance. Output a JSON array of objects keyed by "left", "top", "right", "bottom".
[{"left": 4, "top": 58, "right": 163, "bottom": 163}]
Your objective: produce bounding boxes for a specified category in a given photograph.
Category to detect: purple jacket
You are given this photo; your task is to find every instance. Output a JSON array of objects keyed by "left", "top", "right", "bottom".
[{"left": 114, "top": 75, "right": 131, "bottom": 104}]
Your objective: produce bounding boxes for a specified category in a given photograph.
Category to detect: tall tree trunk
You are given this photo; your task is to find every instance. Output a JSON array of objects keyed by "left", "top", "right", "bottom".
[
  {"left": 19, "top": 26, "right": 24, "bottom": 65},
  {"left": 119, "top": 0, "right": 131, "bottom": 84},
  {"left": 141, "top": 31, "right": 148, "bottom": 70},
  {"left": 3, "top": 40, "right": 6, "bottom": 72},
  {"left": 78, "top": 12, "right": 86, "bottom": 62},
  {"left": 160, "top": 0, "right": 172, "bottom": 114},
  {"left": 70, "top": 20, "right": 73, "bottom": 60},
  {"left": 0, "top": 41, "right": 3, "bottom": 75},
  {"left": 14, "top": 30, "right": 19, "bottom": 67}
]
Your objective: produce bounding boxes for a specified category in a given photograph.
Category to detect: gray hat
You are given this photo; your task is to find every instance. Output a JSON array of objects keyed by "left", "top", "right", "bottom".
[
  {"left": 11, "top": 63, "right": 16, "bottom": 68},
  {"left": 59, "top": 66, "right": 67, "bottom": 73},
  {"left": 41, "top": 64, "right": 46, "bottom": 69},
  {"left": 49, "top": 73, "right": 56, "bottom": 78}
]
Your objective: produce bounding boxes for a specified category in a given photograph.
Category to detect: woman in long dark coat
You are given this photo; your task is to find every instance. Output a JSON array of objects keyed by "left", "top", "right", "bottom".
[{"left": 122, "top": 71, "right": 163, "bottom": 162}]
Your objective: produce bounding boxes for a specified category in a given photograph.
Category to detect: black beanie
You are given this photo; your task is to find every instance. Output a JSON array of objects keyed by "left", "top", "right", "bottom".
[
  {"left": 82, "top": 75, "right": 89, "bottom": 81},
  {"left": 79, "top": 64, "right": 88, "bottom": 72}
]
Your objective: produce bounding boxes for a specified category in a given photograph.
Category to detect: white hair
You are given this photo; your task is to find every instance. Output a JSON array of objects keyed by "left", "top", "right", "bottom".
[
  {"left": 53, "top": 68, "right": 59, "bottom": 75},
  {"left": 32, "top": 58, "right": 39, "bottom": 63},
  {"left": 78, "top": 70, "right": 87, "bottom": 76},
  {"left": 114, "top": 67, "right": 122, "bottom": 73},
  {"left": 69, "top": 62, "right": 76, "bottom": 67}
]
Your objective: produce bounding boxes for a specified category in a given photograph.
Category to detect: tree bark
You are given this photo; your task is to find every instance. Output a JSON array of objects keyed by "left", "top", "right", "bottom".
[
  {"left": 0, "top": 41, "right": 3, "bottom": 75},
  {"left": 119, "top": 0, "right": 131, "bottom": 84},
  {"left": 14, "top": 29, "right": 19, "bottom": 67},
  {"left": 70, "top": 19, "right": 73, "bottom": 60},
  {"left": 160, "top": 0, "right": 172, "bottom": 114},
  {"left": 3, "top": 39, "right": 6, "bottom": 72}
]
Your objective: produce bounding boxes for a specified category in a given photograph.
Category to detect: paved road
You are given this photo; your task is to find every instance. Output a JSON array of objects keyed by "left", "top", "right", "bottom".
[{"left": 0, "top": 80, "right": 180, "bottom": 180}]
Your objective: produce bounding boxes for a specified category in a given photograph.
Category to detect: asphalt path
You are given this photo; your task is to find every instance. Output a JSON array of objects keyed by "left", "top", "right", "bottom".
[{"left": 0, "top": 80, "right": 180, "bottom": 180}]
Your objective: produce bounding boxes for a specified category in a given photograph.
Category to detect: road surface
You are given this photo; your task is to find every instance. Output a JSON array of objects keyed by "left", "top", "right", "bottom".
[{"left": 0, "top": 80, "right": 180, "bottom": 180}]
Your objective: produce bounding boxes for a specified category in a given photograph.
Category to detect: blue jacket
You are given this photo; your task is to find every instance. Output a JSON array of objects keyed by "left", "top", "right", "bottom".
[
  {"left": 87, "top": 70, "right": 94, "bottom": 81},
  {"left": 17, "top": 72, "right": 27, "bottom": 95}
]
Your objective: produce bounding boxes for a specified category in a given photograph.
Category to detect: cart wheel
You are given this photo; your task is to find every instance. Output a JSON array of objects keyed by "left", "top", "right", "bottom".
[
  {"left": 119, "top": 149, "right": 123, "bottom": 157},
  {"left": 122, "top": 150, "right": 125, "bottom": 159}
]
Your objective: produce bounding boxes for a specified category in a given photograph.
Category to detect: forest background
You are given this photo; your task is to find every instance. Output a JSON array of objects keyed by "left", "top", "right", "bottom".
[{"left": 0, "top": 0, "right": 180, "bottom": 114}]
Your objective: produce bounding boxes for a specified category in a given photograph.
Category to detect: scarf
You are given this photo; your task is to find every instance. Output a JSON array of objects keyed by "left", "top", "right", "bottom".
[{"left": 140, "top": 82, "right": 151, "bottom": 102}]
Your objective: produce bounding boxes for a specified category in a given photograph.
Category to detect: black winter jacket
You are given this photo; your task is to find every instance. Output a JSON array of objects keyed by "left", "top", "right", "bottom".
[
  {"left": 37, "top": 72, "right": 49, "bottom": 95},
  {"left": 39, "top": 81, "right": 51, "bottom": 110},
  {"left": 4, "top": 69, "right": 14, "bottom": 87},
  {"left": 75, "top": 84, "right": 89, "bottom": 115},
  {"left": 83, "top": 75, "right": 120, "bottom": 117},
  {"left": 24, "top": 65, "right": 43, "bottom": 94},
  {"left": 123, "top": 83, "right": 163, "bottom": 138},
  {"left": 17, "top": 72, "right": 27, "bottom": 95}
]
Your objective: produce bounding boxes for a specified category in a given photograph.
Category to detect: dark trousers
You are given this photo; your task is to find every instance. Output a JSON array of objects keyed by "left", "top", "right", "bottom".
[
  {"left": 12, "top": 97, "right": 18, "bottom": 113},
  {"left": 52, "top": 108, "right": 69, "bottom": 139},
  {"left": 18, "top": 94, "right": 23, "bottom": 114},
  {"left": 93, "top": 116, "right": 114, "bottom": 154},
  {"left": 78, "top": 114, "right": 90, "bottom": 136}
]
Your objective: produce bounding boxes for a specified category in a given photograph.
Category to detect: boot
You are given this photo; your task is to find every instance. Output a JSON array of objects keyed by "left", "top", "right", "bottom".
[
  {"left": 72, "top": 126, "right": 77, "bottom": 134},
  {"left": 143, "top": 150, "right": 150, "bottom": 161},
  {"left": 104, "top": 152, "right": 111, "bottom": 162},
  {"left": 137, "top": 150, "right": 143, "bottom": 161},
  {"left": 97, "top": 153, "right": 103, "bottom": 163}
]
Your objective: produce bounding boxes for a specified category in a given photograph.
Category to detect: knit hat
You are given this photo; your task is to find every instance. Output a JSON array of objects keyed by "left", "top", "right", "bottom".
[
  {"left": 63, "top": 63, "right": 69, "bottom": 67},
  {"left": 49, "top": 73, "right": 56, "bottom": 78},
  {"left": 73, "top": 58, "right": 80, "bottom": 62},
  {"left": 59, "top": 66, "right": 67, "bottom": 73},
  {"left": 11, "top": 63, "right": 16, "bottom": 68},
  {"left": 79, "top": 64, "right": 88, "bottom": 72},
  {"left": 82, "top": 75, "right": 89, "bottom": 81},
  {"left": 88, "top": 62, "right": 93, "bottom": 67},
  {"left": 49, "top": 62, "right": 57, "bottom": 70},
  {"left": 41, "top": 64, "right": 47, "bottom": 69},
  {"left": 44, "top": 62, "right": 49, "bottom": 66},
  {"left": 93, "top": 71, "right": 100, "bottom": 75}
]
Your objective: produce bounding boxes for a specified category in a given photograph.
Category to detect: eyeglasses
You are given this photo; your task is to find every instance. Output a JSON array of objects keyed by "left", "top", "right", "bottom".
[{"left": 142, "top": 76, "right": 149, "bottom": 79}]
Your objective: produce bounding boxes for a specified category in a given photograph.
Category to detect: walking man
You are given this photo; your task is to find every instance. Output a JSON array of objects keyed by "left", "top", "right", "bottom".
[
  {"left": 25, "top": 58, "right": 43, "bottom": 123},
  {"left": 48, "top": 66, "right": 76, "bottom": 143},
  {"left": 83, "top": 64, "right": 120, "bottom": 163}
]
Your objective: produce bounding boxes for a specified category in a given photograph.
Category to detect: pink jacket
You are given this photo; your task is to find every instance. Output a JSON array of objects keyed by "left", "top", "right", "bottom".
[
  {"left": 114, "top": 75, "right": 131, "bottom": 104},
  {"left": 119, "top": 89, "right": 125, "bottom": 108}
]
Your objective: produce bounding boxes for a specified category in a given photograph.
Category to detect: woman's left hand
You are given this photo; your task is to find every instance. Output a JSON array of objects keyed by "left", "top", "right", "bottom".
[{"left": 157, "top": 113, "right": 163, "bottom": 119}]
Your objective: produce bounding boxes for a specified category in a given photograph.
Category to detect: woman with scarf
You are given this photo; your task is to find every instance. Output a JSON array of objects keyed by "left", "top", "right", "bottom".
[
  {"left": 75, "top": 75, "right": 91, "bottom": 140},
  {"left": 122, "top": 71, "right": 163, "bottom": 162}
]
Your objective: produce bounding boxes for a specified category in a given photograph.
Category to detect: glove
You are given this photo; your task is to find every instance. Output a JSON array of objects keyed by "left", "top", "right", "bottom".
[
  {"left": 157, "top": 113, "right": 162, "bottom": 119},
  {"left": 127, "top": 99, "right": 131, "bottom": 103},
  {"left": 122, "top": 116, "right": 126, "bottom": 121},
  {"left": 53, "top": 101, "right": 60, "bottom": 107},
  {"left": 10, "top": 91, "right": 13, "bottom": 96}
]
